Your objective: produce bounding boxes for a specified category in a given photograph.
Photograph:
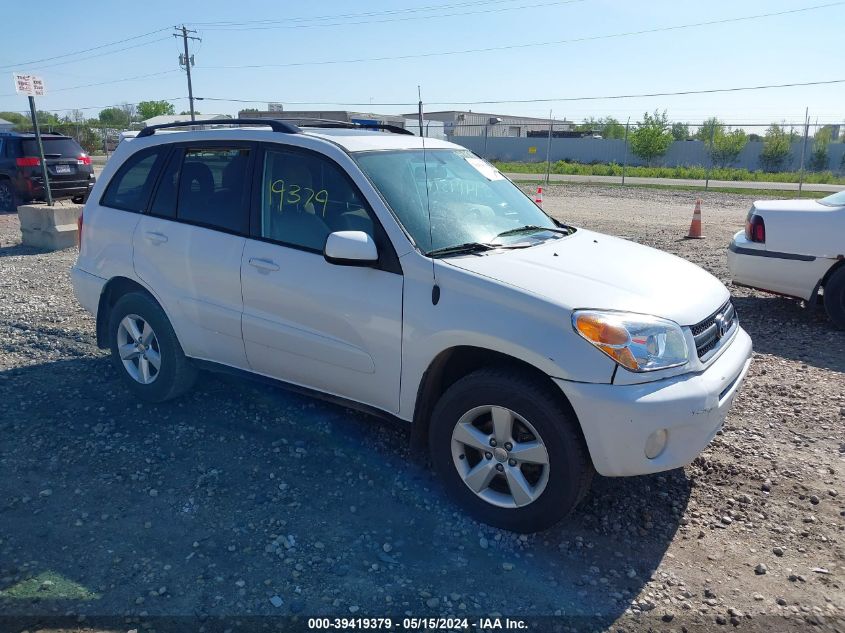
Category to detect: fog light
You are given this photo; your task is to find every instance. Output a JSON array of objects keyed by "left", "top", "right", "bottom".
[{"left": 645, "top": 429, "right": 668, "bottom": 459}]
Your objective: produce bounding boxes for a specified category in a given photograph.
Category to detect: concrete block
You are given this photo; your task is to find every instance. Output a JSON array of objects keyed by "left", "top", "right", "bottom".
[{"left": 18, "top": 203, "right": 83, "bottom": 251}]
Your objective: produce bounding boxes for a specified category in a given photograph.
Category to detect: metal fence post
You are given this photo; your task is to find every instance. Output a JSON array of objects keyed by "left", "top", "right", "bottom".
[
  {"left": 621, "top": 118, "right": 630, "bottom": 186},
  {"left": 705, "top": 123, "right": 716, "bottom": 191},
  {"left": 544, "top": 109, "right": 553, "bottom": 186},
  {"left": 798, "top": 107, "right": 809, "bottom": 198}
]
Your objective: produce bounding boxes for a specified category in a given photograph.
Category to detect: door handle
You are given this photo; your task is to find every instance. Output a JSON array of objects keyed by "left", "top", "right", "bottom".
[
  {"left": 144, "top": 231, "right": 168, "bottom": 244},
  {"left": 248, "top": 257, "right": 280, "bottom": 272}
]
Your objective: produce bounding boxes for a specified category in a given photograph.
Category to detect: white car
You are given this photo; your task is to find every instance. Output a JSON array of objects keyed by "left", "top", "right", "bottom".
[
  {"left": 72, "top": 118, "right": 752, "bottom": 532},
  {"left": 727, "top": 192, "right": 845, "bottom": 329}
]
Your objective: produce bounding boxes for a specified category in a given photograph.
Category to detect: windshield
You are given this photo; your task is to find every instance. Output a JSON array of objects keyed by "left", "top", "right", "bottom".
[
  {"left": 819, "top": 190, "right": 845, "bottom": 207},
  {"left": 355, "top": 149, "right": 558, "bottom": 253}
]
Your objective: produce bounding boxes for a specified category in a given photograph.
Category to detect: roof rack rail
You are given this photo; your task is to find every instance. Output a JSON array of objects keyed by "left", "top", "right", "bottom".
[
  {"left": 136, "top": 118, "right": 302, "bottom": 138},
  {"left": 275, "top": 117, "right": 415, "bottom": 136}
]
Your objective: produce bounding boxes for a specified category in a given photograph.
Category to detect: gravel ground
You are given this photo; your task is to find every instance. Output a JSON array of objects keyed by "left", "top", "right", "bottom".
[{"left": 0, "top": 186, "right": 842, "bottom": 632}]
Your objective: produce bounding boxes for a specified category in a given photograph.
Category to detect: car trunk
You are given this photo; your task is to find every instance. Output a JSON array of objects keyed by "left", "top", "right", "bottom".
[{"left": 21, "top": 137, "right": 92, "bottom": 196}]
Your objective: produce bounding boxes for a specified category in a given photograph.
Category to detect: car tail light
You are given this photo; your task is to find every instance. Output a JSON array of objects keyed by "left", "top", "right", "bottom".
[
  {"left": 76, "top": 213, "right": 83, "bottom": 249},
  {"left": 745, "top": 214, "right": 765, "bottom": 243},
  {"left": 77, "top": 154, "right": 91, "bottom": 165},
  {"left": 16, "top": 156, "right": 40, "bottom": 167}
]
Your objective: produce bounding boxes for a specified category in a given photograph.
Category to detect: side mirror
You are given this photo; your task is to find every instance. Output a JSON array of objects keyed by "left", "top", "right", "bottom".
[{"left": 324, "top": 231, "right": 378, "bottom": 266}]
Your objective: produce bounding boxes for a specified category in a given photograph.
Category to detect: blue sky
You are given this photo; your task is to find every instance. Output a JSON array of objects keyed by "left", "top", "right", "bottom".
[{"left": 0, "top": 0, "right": 842, "bottom": 129}]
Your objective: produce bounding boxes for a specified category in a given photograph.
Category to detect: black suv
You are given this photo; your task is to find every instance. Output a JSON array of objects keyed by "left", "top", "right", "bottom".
[{"left": 0, "top": 132, "right": 95, "bottom": 211}]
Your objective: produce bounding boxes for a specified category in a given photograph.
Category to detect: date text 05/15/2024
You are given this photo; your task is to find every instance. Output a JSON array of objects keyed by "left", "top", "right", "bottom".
[{"left": 307, "top": 617, "right": 529, "bottom": 630}]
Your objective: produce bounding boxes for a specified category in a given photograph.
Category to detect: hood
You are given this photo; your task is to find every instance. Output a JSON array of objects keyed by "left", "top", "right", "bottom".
[{"left": 444, "top": 228, "right": 729, "bottom": 326}]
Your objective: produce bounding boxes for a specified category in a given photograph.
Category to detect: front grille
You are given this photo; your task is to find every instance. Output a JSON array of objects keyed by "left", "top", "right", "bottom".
[{"left": 690, "top": 300, "right": 736, "bottom": 359}]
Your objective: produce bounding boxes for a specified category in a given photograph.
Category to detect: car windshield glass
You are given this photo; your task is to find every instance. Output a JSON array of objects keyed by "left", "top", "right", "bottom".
[
  {"left": 354, "top": 149, "right": 560, "bottom": 253},
  {"left": 819, "top": 190, "right": 845, "bottom": 206},
  {"left": 21, "top": 138, "right": 84, "bottom": 158}
]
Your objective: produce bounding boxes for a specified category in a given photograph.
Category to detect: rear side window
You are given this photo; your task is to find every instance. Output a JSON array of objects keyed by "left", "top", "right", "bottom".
[
  {"left": 101, "top": 147, "right": 167, "bottom": 212},
  {"left": 22, "top": 138, "right": 84, "bottom": 158},
  {"left": 176, "top": 147, "right": 250, "bottom": 233}
]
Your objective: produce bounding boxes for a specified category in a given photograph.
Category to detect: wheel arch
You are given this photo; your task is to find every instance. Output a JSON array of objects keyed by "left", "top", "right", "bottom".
[
  {"left": 410, "top": 345, "right": 584, "bottom": 453},
  {"left": 95, "top": 276, "right": 160, "bottom": 348},
  {"left": 820, "top": 256, "right": 845, "bottom": 289}
]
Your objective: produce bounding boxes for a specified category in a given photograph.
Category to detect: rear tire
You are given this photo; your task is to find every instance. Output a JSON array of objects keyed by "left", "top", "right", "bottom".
[
  {"left": 429, "top": 367, "right": 593, "bottom": 533},
  {"left": 824, "top": 267, "right": 845, "bottom": 329},
  {"left": 108, "top": 292, "right": 197, "bottom": 402}
]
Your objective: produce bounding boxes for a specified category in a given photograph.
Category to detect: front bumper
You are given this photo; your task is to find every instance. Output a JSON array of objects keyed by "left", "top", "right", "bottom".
[{"left": 555, "top": 326, "right": 753, "bottom": 477}]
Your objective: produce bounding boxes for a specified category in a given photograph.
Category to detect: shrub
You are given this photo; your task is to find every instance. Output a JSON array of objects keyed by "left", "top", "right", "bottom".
[
  {"left": 630, "top": 110, "right": 673, "bottom": 166},
  {"left": 760, "top": 124, "right": 793, "bottom": 172}
]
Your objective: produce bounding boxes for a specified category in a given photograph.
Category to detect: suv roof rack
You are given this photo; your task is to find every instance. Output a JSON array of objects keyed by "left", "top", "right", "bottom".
[
  {"left": 281, "top": 118, "right": 415, "bottom": 136},
  {"left": 137, "top": 117, "right": 302, "bottom": 138},
  {"left": 135, "top": 117, "right": 416, "bottom": 139}
]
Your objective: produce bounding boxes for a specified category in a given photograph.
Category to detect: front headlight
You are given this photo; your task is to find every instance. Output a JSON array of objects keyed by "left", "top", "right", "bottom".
[{"left": 572, "top": 310, "right": 689, "bottom": 372}]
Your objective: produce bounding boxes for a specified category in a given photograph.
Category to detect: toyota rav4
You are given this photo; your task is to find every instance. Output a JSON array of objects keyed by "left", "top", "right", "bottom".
[{"left": 72, "top": 118, "right": 752, "bottom": 532}]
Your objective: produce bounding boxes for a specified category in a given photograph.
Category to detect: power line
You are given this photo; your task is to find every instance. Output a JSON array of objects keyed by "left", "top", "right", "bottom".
[
  {"left": 17, "top": 37, "right": 173, "bottom": 72},
  {"left": 203, "top": 2, "right": 844, "bottom": 70},
  {"left": 196, "top": 78, "right": 845, "bottom": 108},
  {"left": 190, "top": 0, "right": 544, "bottom": 27},
  {"left": 0, "top": 70, "right": 179, "bottom": 99},
  {"left": 196, "top": 0, "right": 586, "bottom": 31},
  {"left": 0, "top": 27, "right": 171, "bottom": 70}
]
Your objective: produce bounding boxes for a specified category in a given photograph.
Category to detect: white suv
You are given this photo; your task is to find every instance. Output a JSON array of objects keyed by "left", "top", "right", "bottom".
[{"left": 72, "top": 118, "right": 752, "bottom": 532}]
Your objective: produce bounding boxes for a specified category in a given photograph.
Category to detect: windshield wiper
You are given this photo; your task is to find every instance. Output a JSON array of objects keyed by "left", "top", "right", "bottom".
[
  {"left": 493, "top": 225, "right": 570, "bottom": 240},
  {"left": 426, "top": 242, "right": 496, "bottom": 258}
]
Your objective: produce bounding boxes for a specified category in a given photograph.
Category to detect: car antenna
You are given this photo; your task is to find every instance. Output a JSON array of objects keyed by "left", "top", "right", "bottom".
[{"left": 419, "top": 86, "right": 440, "bottom": 306}]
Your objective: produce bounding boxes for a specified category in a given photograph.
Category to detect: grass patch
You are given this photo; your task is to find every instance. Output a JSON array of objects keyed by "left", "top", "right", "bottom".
[
  {"left": 496, "top": 160, "right": 845, "bottom": 185},
  {"left": 0, "top": 571, "right": 100, "bottom": 601},
  {"left": 515, "top": 179, "right": 830, "bottom": 199}
]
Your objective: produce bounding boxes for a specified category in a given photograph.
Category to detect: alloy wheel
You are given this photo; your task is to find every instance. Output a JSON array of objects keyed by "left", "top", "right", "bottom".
[
  {"left": 116, "top": 314, "right": 161, "bottom": 385},
  {"left": 450, "top": 405, "right": 550, "bottom": 508}
]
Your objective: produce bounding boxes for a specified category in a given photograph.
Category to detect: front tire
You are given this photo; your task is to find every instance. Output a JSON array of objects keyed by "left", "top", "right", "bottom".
[
  {"left": 824, "top": 266, "right": 845, "bottom": 329},
  {"left": 108, "top": 292, "right": 197, "bottom": 402},
  {"left": 429, "top": 367, "right": 593, "bottom": 533}
]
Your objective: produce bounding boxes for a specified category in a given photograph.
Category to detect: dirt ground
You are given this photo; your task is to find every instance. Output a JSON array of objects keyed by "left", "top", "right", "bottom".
[{"left": 0, "top": 185, "right": 842, "bottom": 632}]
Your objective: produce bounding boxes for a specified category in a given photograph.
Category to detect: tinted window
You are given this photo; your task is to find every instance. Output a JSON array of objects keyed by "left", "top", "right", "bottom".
[
  {"left": 150, "top": 149, "right": 182, "bottom": 218},
  {"left": 177, "top": 148, "right": 249, "bottom": 233},
  {"left": 260, "top": 149, "right": 375, "bottom": 251},
  {"left": 101, "top": 148, "right": 166, "bottom": 212},
  {"left": 22, "top": 137, "right": 84, "bottom": 158}
]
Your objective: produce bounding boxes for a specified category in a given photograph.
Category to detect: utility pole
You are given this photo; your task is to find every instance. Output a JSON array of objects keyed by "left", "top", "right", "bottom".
[{"left": 175, "top": 25, "right": 200, "bottom": 122}]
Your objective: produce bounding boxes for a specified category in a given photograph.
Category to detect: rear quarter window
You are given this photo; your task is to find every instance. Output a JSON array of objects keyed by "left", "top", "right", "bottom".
[{"left": 101, "top": 147, "right": 168, "bottom": 212}]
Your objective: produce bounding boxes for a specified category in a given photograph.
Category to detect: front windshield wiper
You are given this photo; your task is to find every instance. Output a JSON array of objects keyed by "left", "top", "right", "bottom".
[
  {"left": 426, "top": 242, "right": 496, "bottom": 258},
  {"left": 493, "top": 225, "right": 570, "bottom": 240}
]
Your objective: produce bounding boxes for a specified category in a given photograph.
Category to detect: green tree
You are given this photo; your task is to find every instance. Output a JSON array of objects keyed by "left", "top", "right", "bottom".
[
  {"left": 36, "top": 111, "right": 60, "bottom": 127},
  {"left": 671, "top": 122, "right": 690, "bottom": 141},
  {"left": 98, "top": 107, "right": 129, "bottom": 127},
  {"left": 0, "top": 111, "right": 30, "bottom": 129},
  {"left": 576, "top": 116, "right": 626, "bottom": 139},
  {"left": 598, "top": 117, "right": 626, "bottom": 139},
  {"left": 696, "top": 117, "right": 725, "bottom": 142},
  {"left": 808, "top": 127, "right": 831, "bottom": 171},
  {"left": 630, "top": 110, "right": 673, "bottom": 166},
  {"left": 179, "top": 110, "right": 201, "bottom": 115},
  {"left": 759, "top": 124, "right": 792, "bottom": 172},
  {"left": 137, "top": 100, "right": 175, "bottom": 120},
  {"left": 709, "top": 128, "right": 748, "bottom": 167}
]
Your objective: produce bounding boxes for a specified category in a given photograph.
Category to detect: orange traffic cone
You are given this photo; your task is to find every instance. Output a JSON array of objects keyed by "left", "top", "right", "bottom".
[
  {"left": 534, "top": 186, "right": 543, "bottom": 207},
  {"left": 685, "top": 199, "right": 705, "bottom": 239}
]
